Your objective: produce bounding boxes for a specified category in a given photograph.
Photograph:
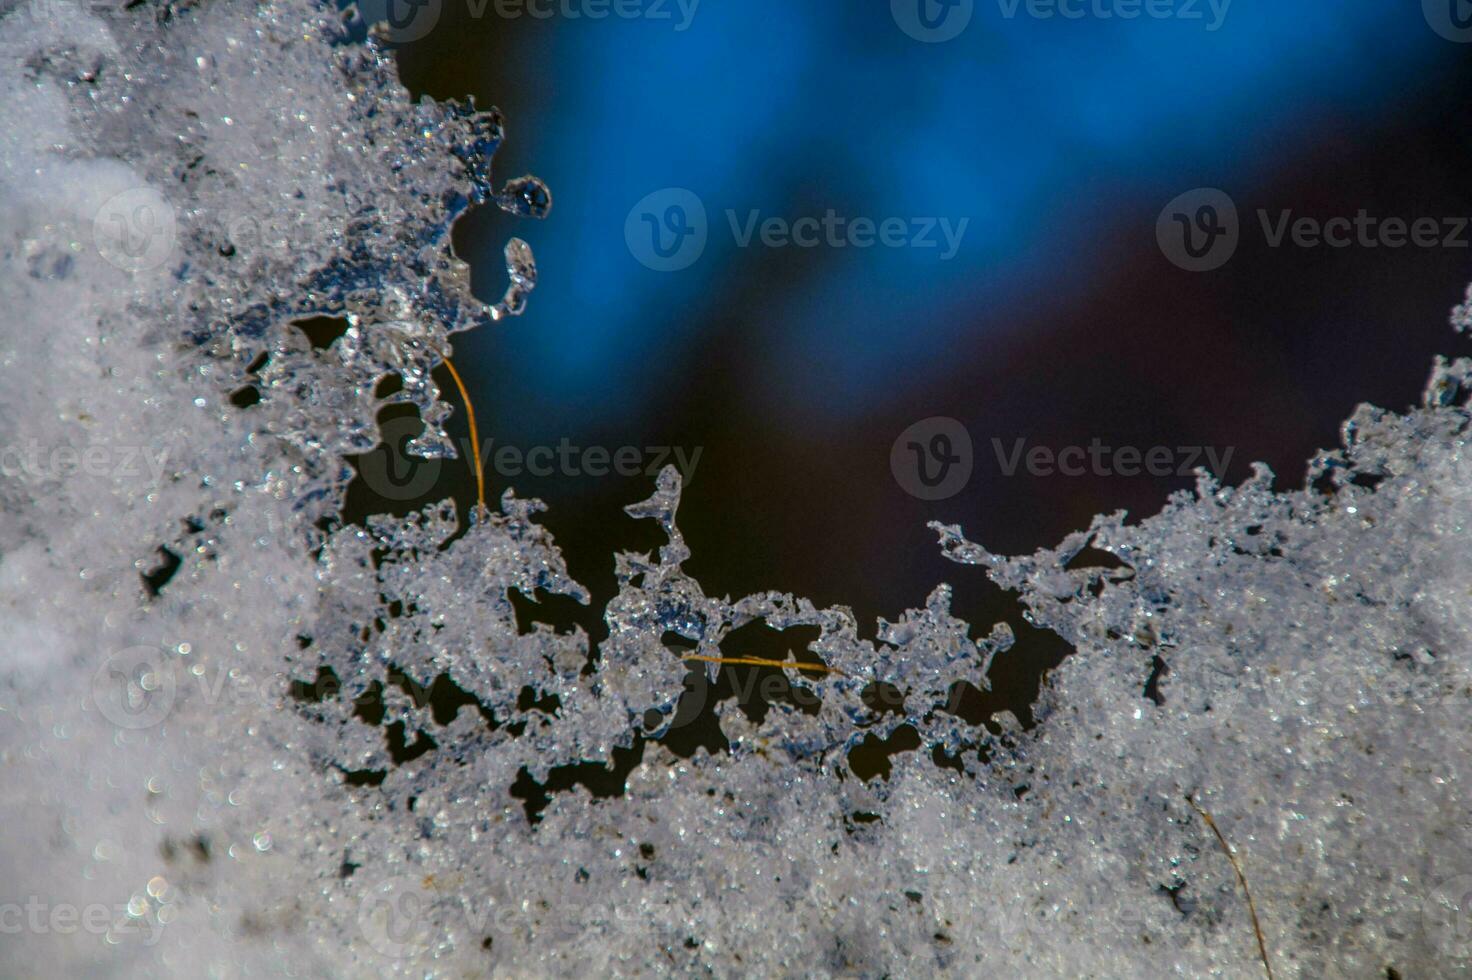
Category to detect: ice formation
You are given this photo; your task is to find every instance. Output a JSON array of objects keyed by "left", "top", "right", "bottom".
[{"left": 3, "top": 0, "right": 1472, "bottom": 976}]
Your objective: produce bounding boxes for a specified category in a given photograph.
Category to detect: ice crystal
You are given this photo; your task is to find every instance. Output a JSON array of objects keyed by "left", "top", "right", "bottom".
[{"left": 3, "top": 1, "right": 1471, "bottom": 976}]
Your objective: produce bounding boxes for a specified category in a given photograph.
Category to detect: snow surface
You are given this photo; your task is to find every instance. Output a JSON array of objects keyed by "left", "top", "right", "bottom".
[{"left": 2, "top": 0, "right": 1472, "bottom": 976}]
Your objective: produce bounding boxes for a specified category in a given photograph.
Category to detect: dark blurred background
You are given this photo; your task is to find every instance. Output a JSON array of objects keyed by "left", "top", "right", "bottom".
[{"left": 349, "top": 1, "right": 1472, "bottom": 721}]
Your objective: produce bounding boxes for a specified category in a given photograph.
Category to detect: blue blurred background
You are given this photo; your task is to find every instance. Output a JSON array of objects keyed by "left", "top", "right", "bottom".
[
  {"left": 412, "top": 2, "right": 1448, "bottom": 420},
  {"left": 428, "top": 3, "right": 1446, "bottom": 418},
  {"left": 372, "top": 0, "right": 1472, "bottom": 711}
]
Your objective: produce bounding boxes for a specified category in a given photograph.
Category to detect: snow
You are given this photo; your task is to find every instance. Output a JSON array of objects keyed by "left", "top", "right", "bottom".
[{"left": 3, "top": 0, "right": 1471, "bottom": 975}]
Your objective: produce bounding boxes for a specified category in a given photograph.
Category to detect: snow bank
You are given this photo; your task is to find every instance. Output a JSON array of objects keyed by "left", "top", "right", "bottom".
[{"left": 2, "top": 1, "right": 1470, "bottom": 975}]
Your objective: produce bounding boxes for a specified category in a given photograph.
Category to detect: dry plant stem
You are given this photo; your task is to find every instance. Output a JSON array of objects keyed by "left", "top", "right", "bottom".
[
  {"left": 423, "top": 345, "right": 829, "bottom": 674},
  {"left": 1188, "top": 795, "right": 1274, "bottom": 980},
  {"left": 681, "top": 654, "right": 846, "bottom": 677},
  {"left": 420, "top": 339, "right": 488, "bottom": 518}
]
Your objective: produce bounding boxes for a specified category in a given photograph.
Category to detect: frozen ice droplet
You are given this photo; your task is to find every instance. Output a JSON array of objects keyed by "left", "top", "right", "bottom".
[
  {"left": 496, "top": 175, "right": 552, "bottom": 219},
  {"left": 490, "top": 238, "right": 538, "bottom": 319}
]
